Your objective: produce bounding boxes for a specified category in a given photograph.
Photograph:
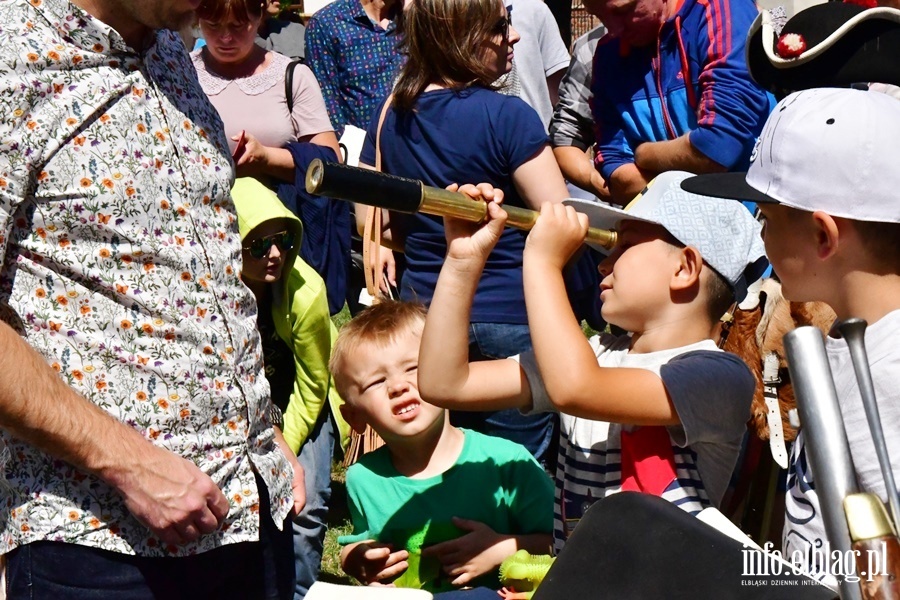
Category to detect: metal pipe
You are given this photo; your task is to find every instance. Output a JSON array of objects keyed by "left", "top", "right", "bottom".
[
  {"left": 784, "top": 326, "right": 862, "bottom": 600},
  {"left": 835, "top": 318, "right": 900, "bottom": 534},
  {"left": 305, "top": 159, "right": 618, "bottom": 250}
]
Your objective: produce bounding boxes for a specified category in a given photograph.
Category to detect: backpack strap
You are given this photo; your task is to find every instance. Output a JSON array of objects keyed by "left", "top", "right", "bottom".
[{"left": 284, "top": 59, "right": 303, "bottom": 115}]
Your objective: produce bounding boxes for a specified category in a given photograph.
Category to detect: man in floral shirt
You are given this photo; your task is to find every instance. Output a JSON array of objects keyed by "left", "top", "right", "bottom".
[{"left": 0, "top": 0, "right": 302, "bottom": 596}]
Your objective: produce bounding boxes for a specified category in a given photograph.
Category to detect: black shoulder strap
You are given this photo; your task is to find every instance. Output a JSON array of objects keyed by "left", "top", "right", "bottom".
[{"left": 284, "top": 59, "right": 303, "bottom": 114}]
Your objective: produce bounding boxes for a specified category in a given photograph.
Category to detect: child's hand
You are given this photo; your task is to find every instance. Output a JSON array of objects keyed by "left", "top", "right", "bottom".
[
  {"left": 422, "top": 517, "right": 515, "bottom": 587},
  {"left": 443, "top": 183, "right": 508, "bottom": 265},
  {"left": 523, "top": 202, "right": 589, "bottom": 271},
  {"left": 341, "top": 540, "right": 409, "bottom": 585}
]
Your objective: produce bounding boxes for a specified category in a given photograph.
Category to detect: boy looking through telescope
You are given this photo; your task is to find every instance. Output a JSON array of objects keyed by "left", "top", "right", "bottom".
[{"left": 418, "top": 171, "right": 768, "bottom": 552}]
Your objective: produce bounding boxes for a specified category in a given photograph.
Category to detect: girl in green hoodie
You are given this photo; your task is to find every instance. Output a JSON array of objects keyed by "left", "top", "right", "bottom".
[{"left": 232, "top": 177, "right": 349, "bottom": 598}]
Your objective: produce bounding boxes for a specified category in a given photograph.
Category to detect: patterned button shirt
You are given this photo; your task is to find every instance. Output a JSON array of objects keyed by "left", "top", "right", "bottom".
[
  {"left": 0, "top": 0, "right": 292, "bottom": 556},
  {"left": 304, "top": 0, "right": 404, "bottom": 137}
]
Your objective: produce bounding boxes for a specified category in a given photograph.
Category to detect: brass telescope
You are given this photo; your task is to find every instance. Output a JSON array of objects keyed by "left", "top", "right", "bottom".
[{"left": 304, "top": 159, "right": 618, "bottom": 250}]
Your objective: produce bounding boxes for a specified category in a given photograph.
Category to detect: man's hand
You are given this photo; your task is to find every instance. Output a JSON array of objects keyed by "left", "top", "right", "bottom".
[
  {"left": 607, "top": 163, "right": 653, "bottom": 206},
  {"left": 589, "top": 168, "right": 612, "bottom": 201},
  {"left": 288, "top": 460, "right": 306, "bottom": 516},
  {"left": 552, "top": 146, "right": 610, "bottom": 200},
  {"left": 422, "top": 517, "right": 515, "bottom": 587},
  {"left": 273, "top": 425, "right": 306, "bottom": 515},
  {"left": 109, "top": 445, "right": 229, "bottom": 546},
  {"left": 523, "top": 203, "right": 589, "bottom": 272},
  {"left": 0, "top": 321, "right": 230, "bottom": 547},
  {"left": 341, "top": 540, "right": 410, "bottom": 584},
  {"left": 443, "top": 183, "right": 508, "bottom": 265},
  {"left": 365, "top": 245, "right": 397, "bottom": 294}
]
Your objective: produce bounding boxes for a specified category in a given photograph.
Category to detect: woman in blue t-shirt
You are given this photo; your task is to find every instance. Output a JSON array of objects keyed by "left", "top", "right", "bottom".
[{"left": 357, "top": 0, "right": 569, "bottom": 466}]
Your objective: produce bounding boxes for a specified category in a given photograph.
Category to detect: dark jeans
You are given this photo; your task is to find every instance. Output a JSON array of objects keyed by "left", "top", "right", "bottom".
[
  {"left": 6, "top": 475, "right": 294, "bottom": 599},
  {"left": 450, "top": 322, "right": 558, "bottom": 471}
]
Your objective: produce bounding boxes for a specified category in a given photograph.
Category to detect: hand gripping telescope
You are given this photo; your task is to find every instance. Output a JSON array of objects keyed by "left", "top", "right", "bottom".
[{"left": 304, "top": 159, "right": 618, "bottom": 250}]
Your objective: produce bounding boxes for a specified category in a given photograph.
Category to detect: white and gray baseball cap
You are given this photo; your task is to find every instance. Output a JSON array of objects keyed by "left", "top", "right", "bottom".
[
  {"left": 682, "top": 87, "right": 900, "bottom": 224},
  {"left": 564, "top": 171, "right": 768, "bottom": 302}
]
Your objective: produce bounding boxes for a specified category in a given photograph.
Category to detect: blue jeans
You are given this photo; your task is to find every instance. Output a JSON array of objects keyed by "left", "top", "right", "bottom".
[
  {"left": 450, "top": 322, "right": 557, "bottom": 470},
  {"left": 293, "top": 410, "right": 336, "bottom": 599},
  {"left": 6, "top": 474, "right": 294, "bottom": 599}
]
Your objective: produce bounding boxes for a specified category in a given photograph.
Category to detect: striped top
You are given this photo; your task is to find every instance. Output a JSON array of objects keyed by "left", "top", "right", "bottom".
[{"left": 516, "top": 334, "right": 753, "bottom": 553}]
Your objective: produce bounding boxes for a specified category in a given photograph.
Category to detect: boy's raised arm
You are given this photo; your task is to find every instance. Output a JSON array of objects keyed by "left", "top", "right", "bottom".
[
  {"left": 418, "top": 185, "right": 533, "bottom": 412},
  {"left": 523, "top": 204, "right": 679, "bottom": 425}
]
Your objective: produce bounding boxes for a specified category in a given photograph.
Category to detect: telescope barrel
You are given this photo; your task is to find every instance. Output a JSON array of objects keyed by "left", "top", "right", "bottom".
[{"left": 305, "top": 159, "right": 617, "bottom": 250}]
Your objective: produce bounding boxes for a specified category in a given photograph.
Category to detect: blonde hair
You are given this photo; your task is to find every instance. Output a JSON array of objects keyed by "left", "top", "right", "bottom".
[{"left": 330, "top": 301, "right": 427, "bottom": 400}]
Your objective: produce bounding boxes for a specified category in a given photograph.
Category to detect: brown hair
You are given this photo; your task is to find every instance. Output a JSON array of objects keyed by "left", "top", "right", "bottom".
[
  {"left": 704, "top": 267, "right": 736, "bottom": 323},
  {"left": 330, "top": 301, "right": 427, "bottom": 399},
  {"left": 393, "top": 0, "right": 505, "bottom": 112},
  {"left": 787, "top": 207, "right": 900, "bottom": 273},
  {"left": 197, "top": 0, "right": 265, "bottom": 23},
  {"left": 851, "top": 220, "right": 900, "bottom": 272},
  {"left": 662, "top": 236, "right": 736, "bottom": 324}
]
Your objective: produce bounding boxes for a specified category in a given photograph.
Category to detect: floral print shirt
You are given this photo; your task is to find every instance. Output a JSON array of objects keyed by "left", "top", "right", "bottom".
[{"left": 0, "top": 0, "right": 292, "bottom": 556}]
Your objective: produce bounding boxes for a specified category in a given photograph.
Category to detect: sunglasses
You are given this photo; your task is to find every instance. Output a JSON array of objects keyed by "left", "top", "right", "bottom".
[
  {"left": 492, "top": 13, "right": 512, "bottom": 40},
  {"left": 243, "top": 231, "right": 295, "bottom": 259}
]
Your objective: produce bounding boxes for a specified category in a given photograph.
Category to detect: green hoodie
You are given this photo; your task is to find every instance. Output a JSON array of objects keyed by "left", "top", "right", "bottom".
[{"left": 232, "top": 178, "right": 349, "bottom": 454}]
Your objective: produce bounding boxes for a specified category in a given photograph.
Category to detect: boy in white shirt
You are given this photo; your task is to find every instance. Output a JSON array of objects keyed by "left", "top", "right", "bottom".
[{"left": 683, "top": 87, "right": 900, "bottom": 588}]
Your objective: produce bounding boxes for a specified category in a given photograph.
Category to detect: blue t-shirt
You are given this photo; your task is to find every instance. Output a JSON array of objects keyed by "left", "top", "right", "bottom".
[{"left": 360, "top": 87, "right": 547, "bottom": 324}]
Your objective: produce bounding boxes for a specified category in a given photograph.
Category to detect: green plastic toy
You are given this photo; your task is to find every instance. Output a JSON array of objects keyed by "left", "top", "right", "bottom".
[{"left": 498, "top": 549, "right": 555, "bottom": 599}]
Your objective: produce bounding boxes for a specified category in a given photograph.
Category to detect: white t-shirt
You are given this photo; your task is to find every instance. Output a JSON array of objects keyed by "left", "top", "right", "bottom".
[
  {"left": 516, "top": 334, "right": 754, "bottom": 553},
  {"left": 784, "top": 309, "right": 900, "bottom": 589}
]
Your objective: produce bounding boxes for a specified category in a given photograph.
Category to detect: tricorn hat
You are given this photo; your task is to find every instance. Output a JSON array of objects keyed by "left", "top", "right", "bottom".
[{"left": 746, "top": 3, "right": 900, "bottom": 98}]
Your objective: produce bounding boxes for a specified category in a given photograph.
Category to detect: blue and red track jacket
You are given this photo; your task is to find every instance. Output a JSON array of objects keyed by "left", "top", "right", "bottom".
[{"left": 591, "top": 0, "right": 774, "bottom": 181}]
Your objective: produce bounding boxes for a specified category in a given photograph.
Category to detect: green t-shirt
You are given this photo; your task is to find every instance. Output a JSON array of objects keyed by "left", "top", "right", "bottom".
[{"left": 339, "top": 429, "right": 554, "bottom": 592}]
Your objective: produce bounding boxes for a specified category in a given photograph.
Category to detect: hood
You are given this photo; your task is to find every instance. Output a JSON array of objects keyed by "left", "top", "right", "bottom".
[
  {"left": 232, "top": 177, "right": 304, "bottom": 280},
  {"left": 231, "top": 178, "right": 304, "bottom": 308}
]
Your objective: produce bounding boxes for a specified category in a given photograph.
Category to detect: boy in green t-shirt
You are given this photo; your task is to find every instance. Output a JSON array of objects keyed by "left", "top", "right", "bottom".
[{"left": 331, "top": 302, "right": 553, "bottom": 593}]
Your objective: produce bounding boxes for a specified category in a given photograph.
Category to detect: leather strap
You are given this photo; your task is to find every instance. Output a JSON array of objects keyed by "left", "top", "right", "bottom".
[
  {"left": 362, "top": 204, "right": 383, "bottom": 299},
  {"left": 762, "top": 352, "right": 788, "bottom": 468},
  {"left": 284, "top": 59, "right": 303, "bottom": 138},
  {"left": 284, "top": 59, "right": 303, "bottom": 114},
  {"left": 362, "top": 95, "right": 393, "bottom": 303}
]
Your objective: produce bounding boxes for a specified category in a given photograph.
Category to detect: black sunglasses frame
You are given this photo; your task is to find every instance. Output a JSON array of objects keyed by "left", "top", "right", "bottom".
[
  {"left": 243, "top": 231, "right": 296, "bottom": 259},
  {"left": 493, "top": 12, "right": 512, "bottom": 40}
]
